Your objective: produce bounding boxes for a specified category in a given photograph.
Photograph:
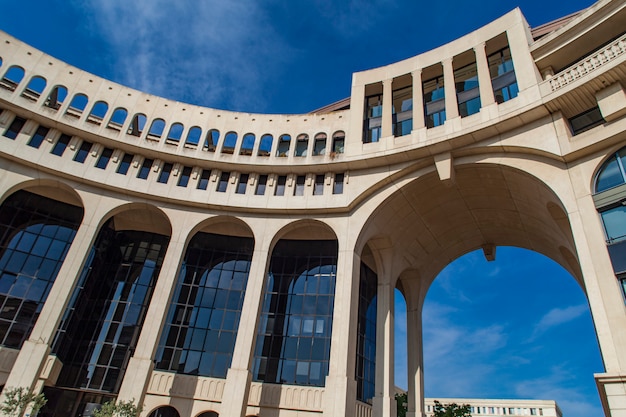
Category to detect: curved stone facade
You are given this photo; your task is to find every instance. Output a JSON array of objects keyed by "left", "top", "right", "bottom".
[{"left": 0, "top": 0, "right": 625, "bottom": 416}]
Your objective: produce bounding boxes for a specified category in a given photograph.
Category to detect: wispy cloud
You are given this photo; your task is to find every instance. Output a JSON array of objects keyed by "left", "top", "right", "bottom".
[
  {"left": 77, "top": 0, "right": 291, "bottom": 111},
  {"left": 531, "top": 304, "right": 588, "bottom": 339}
]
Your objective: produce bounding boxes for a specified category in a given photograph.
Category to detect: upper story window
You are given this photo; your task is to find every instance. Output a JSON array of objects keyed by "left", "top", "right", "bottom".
[
  {"left": 488, "top": 46, "right": 518, "bottom": 103},
  {"left": 107, "top": 107, "right": 128, "bottom": 131},
  {"left": 454, "top": 58, "right": 481, "bottom": 117},
  {"left": 363, "top": 91, "right": 382, "bottom": 143},
  {"left": 392, "top": 84, "right": 412, "bottom": 137},
  {"left": 0, "top": 66, "right": 25, "bottom": 92},
  {"left": 3, "top": 116, "right": 26, "bottom": 140},
  {"left": 570, "top": 107, "right": 605, "bottom": 136},
  {"left": 222, "top": 132, "right": 237, "bottom": 154},
  {"left": 45, "top": 85, "right": 68, "bottom": 110},
  {"left": 595, "top": 148, "right": 626, "bottom": 193},
  {"left": 295, "top": 134, "right": 308, "bottom": 157},
  {"left": 332, "top": 131, "right": 345, "bottom": 155},
  {"left": 21, "top": 76, "right": 47, "bottom": 101},
  {"left": 65, "top": 93, "right": 88, "bottom": 118},
  {"left": 423, "top": 68, "right": 446, "bottom": 128},
  {"left": 276, "top": 135, "right": 290, "bottom": 157},
  {"left": 258, "top": 134, "right": 273, "bottom": 157}
]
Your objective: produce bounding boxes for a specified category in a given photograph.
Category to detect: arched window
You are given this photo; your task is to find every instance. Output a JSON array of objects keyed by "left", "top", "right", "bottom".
[
  {"left": 148, "top": 406, "right": 180, "bottom": 417},
  {"left": 44, "top": 85, "right": 68, "bottom": 110},
  {"left": 127, "top": 113, "right": 147, "bottom": 136},
  {"left": 313, "top": 133, "right": 327, "bottom": 156},
  {"left": 595, "top": 148, "right": 626, "bottom": 193},
  {"left": 332, "top": 131, "right": 345, "bottom": 155},
  {"left": 258, "top": 134, "right": 273, "bottom": 157},
  {"left": 276, "top": 134, "right": 291, "bottom": 157},
  {"left": 166, "top": 123, "right": 184, "bottom": 144},
  {"left": 196, "top": 412, "right": 218, "bottom": 417},
  {"left": 21, "top": 75, "right": 46, "bottom": 101},
  {"left": 240, "top": 133, "right": 255, "bottom": 156},
  {"left": 185, "top": 126, "right": 202, "bottom": 147},
  {"left": 0, "top": 66, "right": 25, "bottom": 91},
  {"left": 295, "top": 134, "right": 309, "bottom": 157},
  {"left": 222, "top": 132, "right": 238, "bottom": 154},
  {"left": 87, "top": 101, "right": 109, "bottom": 125},
  {"left": 65, "top": 93, "right": 88, "bottom": 118},
  {"left": 204, "top": 129, "right": 219, "bottom": 151},
  {"left": 107, "top": 107, "right": 128, "bottom": 131},
  {"left": 147, "top": 118, "right": 166, "bottom": 140}
]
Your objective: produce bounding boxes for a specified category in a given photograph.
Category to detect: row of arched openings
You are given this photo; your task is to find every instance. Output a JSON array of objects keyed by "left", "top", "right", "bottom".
[{"left": 0, "top": 63, "right": 346, "bottom": 157}]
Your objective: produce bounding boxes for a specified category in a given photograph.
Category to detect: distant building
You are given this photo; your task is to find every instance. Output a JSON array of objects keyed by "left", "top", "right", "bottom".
[
  {"left": 424, "top": 398, "right": 562, "bottom": 417},
  {"left": 0, "top": 0, "right": 625, "bottom": 416}
]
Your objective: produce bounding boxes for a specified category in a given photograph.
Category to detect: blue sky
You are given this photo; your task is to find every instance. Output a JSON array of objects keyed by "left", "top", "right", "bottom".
[{"left": 0, "top": 1, "right": 604, "bottom": 416}]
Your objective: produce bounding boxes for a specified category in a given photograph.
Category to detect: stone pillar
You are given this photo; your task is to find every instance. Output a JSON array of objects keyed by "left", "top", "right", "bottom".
[
  {"left": 442, "top": 58, "right": 459, "bottom": 120},
  {"left": 406, "top": 303, "right": 425, "bottom": 417},
  {"left": 1, "top": 199, "right": 107, "bottom": 392},
  {"left": 474, "top": 42, "right": 496, "bottom": 107},
  {"left": 382, "top": 79, "right": 394, "bottom": 138},
  {"left": 220, "top": 239, "right": 270, "bottom": 417},
  {"left": 323, "top": 247, "right": 360, "bottom": 417},
  {"left": 373, "top": 282, "right": 397, "bottom": 417},
  {"left": 116, "top": 223, "right": 189, "bottom": 403},
  {"left": 506, "top": 21, "right": 542, "bottom": 91},
  {"left": 412, "top": 69, "right": 425, "bottom": 130}
]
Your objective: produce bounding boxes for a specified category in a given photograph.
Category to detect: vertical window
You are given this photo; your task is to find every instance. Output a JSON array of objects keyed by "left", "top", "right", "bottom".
[
  {"left": 107, "top": 108, "right": 128, "bottom": 131},
  {"left": 185, "top": 126, "right": 202, "bottom": 147},
  {"left": 73, "top": 141, "right": 93, "bottom": 163},
  {"left": 333, "top": 173, "right": 344, "bottom": 195},
  {"left": 127, "top": 113, "right": 147, "bottom": 137},
  {"left": 158, "top": 163, "right": 173, "bottom": 184},
  {"left": 166, "top": 123, "right": 184, "bottom": 144},
  {"left": 236, "top": 174, "right": 249, "bottom": 194},
  {"left": 177, "top": 166, "right": 192, "bottom": 187},
  {"left": 205, "top": 129, "right": 219, "bottom": 151},
  {"left": 275, "top": 175, "right": 286, "bottom": 196},
  {"left": 295, "top": 135, "right": 308, "bottom": 157},
  {"left": 222, "top": 132, "right": 237, "bottom": 154},
  {"left": 294, "top": 175, "right": 306, "bottom": 196},
  {"left": 27, "top": 125, "right": 49, "bottom": 148},
  {"left": 253, "top": 240, "right": 337, "bottom": 387},
  {"left": 313, "top": 134, "right": 327, "bottom": 156},
  {"left": 0, "top": 66, "right": 25, "bottom": 91},
  {"left": 147, "top": 118, "right": 166, "bottom": 140},
  {"left": 44, "top": 85, "right": 68, "bottom": 110},
  {"left": 137, "top": 158, "right": 153, "bottom": 180},
  {"left": 332, "top": 132, "right": 345, "bottom": 155},
  {"left": 87, "top": 101, "right": 108, "bottom": 125},
  {"left": 65, "top": 93, "right": 88, "bottom": 118},
  {"left": 488, "top": 46, "right": 518, "bottom": 103},
  {"left": 256, "top": 175, "right": 268, "bottom": 195},
  {"left": 356, "top": 262, "right": 377, "bottom": 403},
  {"left": 116, "top": 153, "right": 134, "bottom": 175},
  {"left": 155, "top": 233, "right": 253, "bottom": 378},
  {"left": 21, "top": 76, "right": 46, "bottom": 101},
  {"left": 455, "top": 60, "right": 481, "bottom": 117},
  {"left": 258, "top": 134, "right": 273, "bottom": 157},
  {"left": 276, "top": 135, "right": 291, "bottom": 157},
  {"left": 314, "top": 175, "right": 324, "bottom": 196},
  {"left": 95, "top": 148, "right": 113, "bottom": 170},
  {"left": 423, "top": 71, "right": 446, "bottom": 128},
  {"left": 3, "top": 116, "right": 26, "bottom": 140},
  {"left": 197, "top": 169, "right": 211, "bottom": 190},
  {"left": 569, "top": 107, "right": 605, "bottom": 135},
  {"left": 240, "top": 134, "right": 255, "bottom": 156},
  {"left": 392, "top": 84, "right": 413, "bottom": 137},
  {"left": 363, "top": 92, "right": 382, "bottom": 143},
  {"left": 216, "top": 172, "right": 230, "bottom": 192},
  {"left": 50, "top": 134, "right": 71, "bottom": 156}
]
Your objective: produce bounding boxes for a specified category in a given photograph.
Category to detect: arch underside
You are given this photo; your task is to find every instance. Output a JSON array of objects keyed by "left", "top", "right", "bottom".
[{"left": 360, "top": 164, "right": 582, "bottom": 293}]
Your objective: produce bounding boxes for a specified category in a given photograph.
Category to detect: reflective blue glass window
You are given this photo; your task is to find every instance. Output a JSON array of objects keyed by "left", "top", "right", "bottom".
[{"left": 356, "top": 262, "right": 377, "bottom": 403}]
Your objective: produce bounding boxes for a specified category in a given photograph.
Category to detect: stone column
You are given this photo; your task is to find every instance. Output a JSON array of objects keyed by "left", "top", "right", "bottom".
[
  {"left": 373, "top": 282, "right": 396, "bottom": 417},
  {"left": 323, "top": 247, "right": 360, "bottom": 417},
  {"left": 220, "top": 238, "right": 270, "bottom": 417},
  {"left": 442, "top": 58, "right": 459, "bottom": 120},
  {"left": 412, "top": 69, "right": 425, "bottom": 131},
  {"left": 406, "top": 303, "right": 425, "bottom": 417},
  {"left": 506, "top": 21, "right": 542, "bottom": 91},
  {"left": 474, "top": 42, "right": 495, "bottom": 107},
  {"left": 382, "top": 79, "right": 394, "bottom": 138},
  {"left": 116, "top": 221, "right": 190, "bottom": 403},
  {"left": 1, "top": 198, "right": 108, "bottom": 392}
]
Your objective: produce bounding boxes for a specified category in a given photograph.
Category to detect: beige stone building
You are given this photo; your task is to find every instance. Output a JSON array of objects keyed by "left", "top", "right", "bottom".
[
  {"left": 423, "top": 398, "right": 562, "bottom": 417},
  {"left": 0, "top": 0, "right": 624, "bottom": 416}
]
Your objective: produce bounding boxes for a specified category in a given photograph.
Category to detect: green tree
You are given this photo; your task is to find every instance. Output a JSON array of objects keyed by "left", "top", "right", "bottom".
[
  {"left": 0, "top": 387, "right": 47, "bottom": 417},
  {"left": 433, "top": 400, "right": 472, "bottom": 417},
  {"left": 92, "top": 399, "right": 142, "bottom": 417},
  {"left": 395, "top": 392, "right": 408, "bottom": 417}
]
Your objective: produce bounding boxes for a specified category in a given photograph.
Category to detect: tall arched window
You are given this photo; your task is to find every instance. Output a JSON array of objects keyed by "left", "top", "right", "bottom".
[
  {"left": 240, "top": 133, "right": 255, "bottom": 155},
  {"left": 222, "top": 132, "right": 238, "bottom": 154},
  {"left": 205, "top": 129, "right": 220, "bottom": 151},
  {"left": 595, "top": 148, "right": 626, "bottom": 193},
  {"left": 185, "top": 126, "right": 202, "bottom": 147}
]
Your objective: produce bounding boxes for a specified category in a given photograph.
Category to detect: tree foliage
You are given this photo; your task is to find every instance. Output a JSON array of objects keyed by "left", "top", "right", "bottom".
[
  {"left": 0, "top": 387, "right": 47, "bottom": 417},
  {"left": 433, "top": 400, "right": 472, "bottom": 417},
  {"left": 395, "top": 392, "right": 408, "bottom": 417},
  {"left": 92, "top": 399, "right": 142, "bottom": 417}
]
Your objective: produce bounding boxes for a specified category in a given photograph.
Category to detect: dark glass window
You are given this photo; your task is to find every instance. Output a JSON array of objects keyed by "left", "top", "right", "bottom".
[
  {"left": 276, "top": 135, "right": 290, "bottom": 157},
  {"left": 596, "top": 148, "right": 626, "bottom": 193},
  {"left": 275, "top": 176, "right": 286, "bottom": 196},
  {"left": 258, "top": 134, "right": 273, "bottom": 156},
  {"left": 313, "top": 135, "right": 327, "bottom": 156},
  {"left": 197, "top": 169, "right": 211, "bottom": 190},
  {"left": 216, "top": 172, "right": 230, "bottom": 193},
  {"left": 155, "top": 233, "right": 253, "bottom": 378},
  {"left": 28, "top": 126, "right": 49, "bottom": 148},
  {"left": 0, "top": 190, "right": 83, "bottom": 348},
  {"left": 95, "top": 148, "right": 114, "bottom": 170},
  {"left": 455, "top": 62, "right": 481, "bottom": 117},
  {"left": 253, "top": 240, "right": 337, "bottom": 387},
  {"left": 356, "top": 262, "right": 377, "bottom": 403},
  {"left": 423, "top": 74, "right": 446, "bottom": 128},
  {"left": 3, "top": 116, "right": 26, "bottom": 140},
  {"left": 570, "top": 107, "right": 605, "bottom": 135},
  {"left": 177, "top": 166, "right": 192, "bottom": 187},
  {"left": 333, "top": 173, "right": 344, "bottom": 195},
  {"left": 314, "top": 175, "right": 324, "bottom": 196},
  {"left": 392, "top": 86, "right": 413, "bottom": 137},
  {"left": 294, "top": 175, "right": 306, "bottom": 196},
  {"left": 363, "top": 93, "right": 382, "bottom": 143},
  {"left": 51, "top": 134, "right": 71, "bottom": 156},
  {"left": 158, "top": 163, "right": 173, "bottom": 184},
  {"left": 256, "top": 175, "right": 268, "bottom": 196},
  {"left": 137, "top": 158, "right": 153, "bottom": 180},
  {"left": 332, "top": 132, "right": 345, "bottom": 155},
  {"left": 295, "top": 135, "right": 308, "bottom": 157},
  {"left": 236, "top": 174, "right": 249, "bottom": 194},
  {"left": 52, "top": 220, "right": 169, "bottom": 392},
  {"left": 488, "top": 46, "right": 518, "bottom": 103},
  {"left": 117, "top": 153, "right": 134, "bottom": 175},
  {"left": 73, "top": 141, "right": 93, "bottom": 163}
]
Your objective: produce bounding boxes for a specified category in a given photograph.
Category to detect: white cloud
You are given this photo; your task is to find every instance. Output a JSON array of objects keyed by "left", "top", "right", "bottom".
[
  {"left": 76, "top": 0, "right": 291, "bottom": 111},
  {"left": 531, "top": 304, "right": 588, "bottom": 339}
]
